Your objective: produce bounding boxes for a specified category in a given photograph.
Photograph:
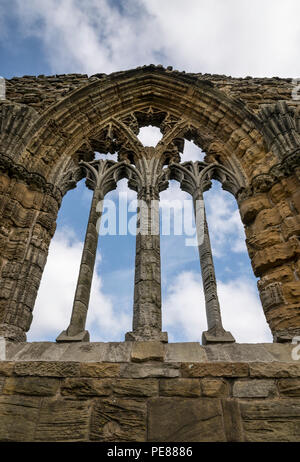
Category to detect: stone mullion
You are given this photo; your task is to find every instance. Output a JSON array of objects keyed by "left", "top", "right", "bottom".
[
  {"left": 56, "top": 184, "right": 103, "bottom": 342},
  {"left": 126, "top": 189, "right": 167, "bottom": 342},
  {"left": 193, "top": 193, "right": 235, "bottom": 344}
]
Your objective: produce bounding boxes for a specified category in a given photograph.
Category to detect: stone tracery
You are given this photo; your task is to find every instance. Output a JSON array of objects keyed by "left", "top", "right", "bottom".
[
  {"left": 54, "top": 109, "right": 245, "bottom": 344},
  {"left": 0, "top": 66, "right": 299, "bottom": 343}
]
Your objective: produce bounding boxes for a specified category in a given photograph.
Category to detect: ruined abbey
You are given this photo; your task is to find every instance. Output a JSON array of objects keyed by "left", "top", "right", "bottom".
[{"left": 0, "top": 66, "right": 299, "bottom": 441}]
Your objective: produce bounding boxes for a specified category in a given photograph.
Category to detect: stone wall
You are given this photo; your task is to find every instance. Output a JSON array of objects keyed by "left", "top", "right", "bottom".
[
  {"left": 4, "top": 68, "right": 296, "bottom": 115},
  {"left": 0, "top": 342, "right": 299, "bottom": 442},
  {"left": 0, "top": 67, "right": 299, "bottom": 442},
  {"left": 0, "top": 172, "right": 59, "bottom": 341}
]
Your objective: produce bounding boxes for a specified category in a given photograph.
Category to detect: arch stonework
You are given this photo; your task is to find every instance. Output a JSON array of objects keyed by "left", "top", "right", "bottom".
[{"left": 0, "top": 66, "right": 299, "bottom": 343}]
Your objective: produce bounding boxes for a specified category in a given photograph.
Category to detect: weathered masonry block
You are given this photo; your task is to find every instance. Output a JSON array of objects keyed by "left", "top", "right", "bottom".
[{"left": 0, "top": 342, "right": 299, "bottom": 442}]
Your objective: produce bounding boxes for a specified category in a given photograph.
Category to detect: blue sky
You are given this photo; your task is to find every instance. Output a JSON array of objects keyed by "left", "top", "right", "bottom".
[{"left": 1, "top": 0, "right": 299, "bottom": 343}]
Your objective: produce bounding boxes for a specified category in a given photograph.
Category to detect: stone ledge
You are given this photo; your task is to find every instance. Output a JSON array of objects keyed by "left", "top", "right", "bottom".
[{"left": 3, "top": 341, "right": 298, "bottom": 363}]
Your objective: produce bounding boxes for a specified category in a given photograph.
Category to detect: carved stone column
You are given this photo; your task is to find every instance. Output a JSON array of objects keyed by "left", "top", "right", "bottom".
[
  {"left": 125, "top": 152, "right": 168, "bottom": 342},
  {"left": 56, "top": 160, "right": 113, "bottom": 342},
  {"left": 194, "top": 191, "right": 235, "bottom": 344},
  {"left": 169, "top": 161, "right": 237, "bottom": 344}
]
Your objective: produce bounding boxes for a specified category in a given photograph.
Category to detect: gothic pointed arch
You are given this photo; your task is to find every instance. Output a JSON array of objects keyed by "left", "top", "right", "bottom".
[{"left": 0, "top": 66, "right": 299, "bottom": 341}]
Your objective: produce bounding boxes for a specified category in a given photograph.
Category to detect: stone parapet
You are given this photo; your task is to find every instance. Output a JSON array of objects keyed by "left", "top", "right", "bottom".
[
  {"left": 0, "top": 341, "right": 299, "bottom": 442},
  {"left": 4, "top": 340, "right": 298, "bottom": 363}
]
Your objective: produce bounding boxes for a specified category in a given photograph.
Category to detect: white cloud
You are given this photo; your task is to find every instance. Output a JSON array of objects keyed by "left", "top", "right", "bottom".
[
  {"left": 205, "top": 186, "right": 247, "bottom": 257},
  {"left": 95, "top": 152, "right": 118, "bottom": 161},
  {"left": 159, "top": 173, "right": 247, "bottom": 259},
  {"left": 11, "top": 0, "right": 300, "bottom": 76},
  {"left": 13, "top": 0, "right": 161, "bottom": 74},
  {"left": 181, "top": 141, "right": 205, "bottom": 163},
  {"left": 163, "top": 271, "right": 272, "bottom": 343},
  {"left": 160, "top": 181, "right": 247, "bottom": 258},
  {"left": 138, "top": 126, "right": 162, "bottom": 147},
  {"left": 160, "top": 180, "right": 190, "bottom": 207},
  {"left": 28, "top": 226, "right": 131, "bottom": 342},
  {"left": 142, "top": 0, "right": 300, "bottom": 76},
  {"left": 218, "top": 277, "right": 273, "bottom": 343}
]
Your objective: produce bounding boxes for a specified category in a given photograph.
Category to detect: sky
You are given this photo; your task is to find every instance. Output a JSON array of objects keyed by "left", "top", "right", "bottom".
[{"left": 1, "top": 0, "right": 299, "bottom": 343}]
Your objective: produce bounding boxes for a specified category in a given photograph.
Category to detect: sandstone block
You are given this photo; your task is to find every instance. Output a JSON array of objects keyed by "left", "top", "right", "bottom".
[
  {"left": 292, "top": 190, "right": 300, "bottom": 214},
  {"left": 90, "top": 397, "right": 146, "bottom": 442},
  {"left": 0, "top": 174, "right": 10, "bottom": 193},
  {"left": 262, "top": 343, "right": 296, "bottom": 362},
  {"left": 104, "top": 342, "right": 133, "bottom": 362},
  {"left": 112, "top": 378, "right": 158, "bottom": 397},
  {"left": 269, "top": 183, "right": 287, "bottom": 204},
  {"left": 61, "top": 378, "right": 112, "bottom": 397},
  {"left": 252, "top": 242, "right": 296, "bottom": 276},
  {"left": 14, "top": 361, "right": 80, "bottom": 377},
  {"left": 247, "top": 229, "right": 281, "bottom": 254},
  {"left": 58, "top": 342, "right": 108, "bottom": 362},
  {"left": 281, "top": 215, "right": 300, "bottom": 240},
  {"left": 35, "top": 398, "right": 90, "bottom": 441},
  {"left": 148, "top": 398, "right": 226, "bottom": 442},
  {"left": 204, "top": 343, "right": 274, "bottom": 362},
  {"left": 249, "top": 362, "right": 300, "bottom": 378},
  {"left": 165, "top": 342, "right": 207, "bottom": 362},
  {"left": 277, "top": 200, "right": 293, "bottom": 220},
  {"left": 240, "top": 399, "right": 300, "bottom": 442},
  {"left": 266, "top": 303, "right": 300, "bottom": 325},
  {"left": 233, "top": 379, "right": 276, "bottom": 398},
  {"left": 296, "top": 259, "right": 300, "bottom": 278},
  {"left": 278, "top": 378, "right": 300, "bottom": 397},
  {"left": 259, "top": 266, "right": 294, "bottom": 286},
  {"left": 159, "top": 378, "right": 201, "bottom": 397},
  {"left": 28, "top": 342, "right": 70, "bottom": 361},
  {"left": 0, "top": 395, "right": 40, "bottom": 441},
  {"left": 181, "top": 362, "right": 249, "bottom": 378},
  {"left": 259, "top": 281, "right": 284, "bottom": 310},
  {"left": 0, "top": 362, "right": 14, "bottom": 376},
  {"left": 201, "top": 378, "right": 229, "bottom": 397},
  {"left": 240, "top": 400, "right": 300, "bottom": 420},
  {"left": 282, "top": 282, "right": 300, "bottom": 303},
  {"left": 3, "top": 377, "right": 60, "bottom": 396},
  {"left": 240, "top": 195, "right": 270, "bottom": 224},
  {"left": 221, "top": 399, "right": 244, "bottom": 442},
  {"left": 80, "top": 362, "right": 120, "bottom": 378},
  {"left": 243, "top": 420, "right": 300, "bottom": 442},
  {"left": 121, "top": 363, "right": 180, "bottom": 378},
  {"left": 131, "top": 342, "right": 164, "bottom": 362},
  {"left": 255, "top": 208, "right": 281, "bottom": 231}
]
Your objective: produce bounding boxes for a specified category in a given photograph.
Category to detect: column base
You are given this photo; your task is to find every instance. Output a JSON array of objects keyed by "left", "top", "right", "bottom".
[
  {"left": 202, "top": 326, "right": 235, "bottom": 345},
  {"left": 56, "top": 329, "right": 90, "bottom": 343},
  {"left": 125, "top": 330, "right": 168, "bottom": 343}
]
